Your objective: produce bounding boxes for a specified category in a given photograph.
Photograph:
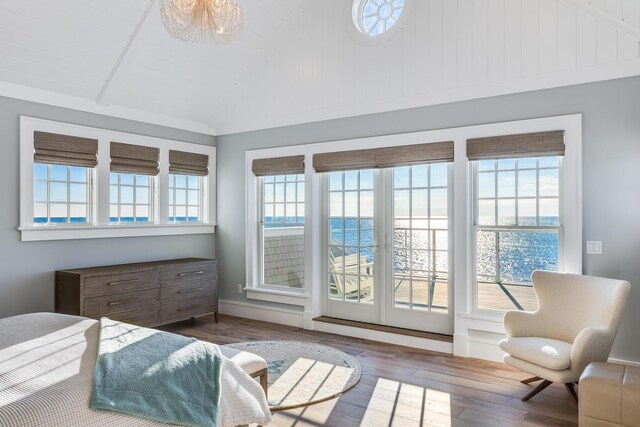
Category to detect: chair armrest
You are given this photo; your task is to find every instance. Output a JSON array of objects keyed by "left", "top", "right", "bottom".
[
  {"left": 503, "top": 310, "right": 544, "bottom": 338},
  {"left": 570, "top": 327, "right": 614, "bottom": 376}
]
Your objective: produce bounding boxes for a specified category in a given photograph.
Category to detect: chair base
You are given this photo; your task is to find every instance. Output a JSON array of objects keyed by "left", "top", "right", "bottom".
[{"left": 520, "top": 376, "right": 578, "bottom": 407}]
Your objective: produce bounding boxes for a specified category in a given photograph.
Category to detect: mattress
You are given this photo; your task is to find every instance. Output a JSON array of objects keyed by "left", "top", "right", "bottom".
[{"left": 0, "top": 313, "right": 271, "bottom": 427}]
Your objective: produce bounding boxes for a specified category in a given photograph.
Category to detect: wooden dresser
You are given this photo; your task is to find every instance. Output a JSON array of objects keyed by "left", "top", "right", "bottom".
[{"left": 55, "top": 258, "right": 218, "bottom": 327}]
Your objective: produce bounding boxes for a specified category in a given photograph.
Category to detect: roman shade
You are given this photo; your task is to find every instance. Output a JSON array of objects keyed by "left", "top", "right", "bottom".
[
  {"left": 466, "top": 130, "right": 565, "bottom": 160},
  {"left": 33, "top": 131, "right": 98, "bottom": 168},
  {"left": 312, "top": 141, "right": 454, "bottom": 173},
  {"left": 169, "top": 150, "right": 209, "bottom": 176},
  {"left": 252, "top": 155, "right": 305, "bottom": 176},
  {"left": 110, "top": 142, "right": 160, "bottom": 176}
]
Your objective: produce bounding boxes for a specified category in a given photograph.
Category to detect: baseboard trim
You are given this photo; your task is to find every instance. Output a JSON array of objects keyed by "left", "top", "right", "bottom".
[{"left": 218, "top": 299, "right": 304, "bottom": 328}]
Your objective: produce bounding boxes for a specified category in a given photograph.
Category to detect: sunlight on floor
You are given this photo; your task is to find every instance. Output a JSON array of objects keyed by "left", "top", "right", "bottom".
[
  {"left": 270, "top": 357, "right": 353, "bottom": 408},
  {"left": 361, "top": 378, "right": 453, "bottom": 427}
]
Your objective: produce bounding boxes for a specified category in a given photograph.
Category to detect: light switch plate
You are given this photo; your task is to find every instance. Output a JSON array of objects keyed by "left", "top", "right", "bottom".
[
  {"left": 586, "top": 241, "right": 602, "bottom": 255},
  {"left": 237, "top": 284, "right": 244, "bottom": 293}
]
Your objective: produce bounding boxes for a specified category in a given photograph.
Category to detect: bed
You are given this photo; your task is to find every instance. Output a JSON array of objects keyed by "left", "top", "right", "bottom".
[{"left": 0, "top": 313, "right": 271, "bottom": 427}]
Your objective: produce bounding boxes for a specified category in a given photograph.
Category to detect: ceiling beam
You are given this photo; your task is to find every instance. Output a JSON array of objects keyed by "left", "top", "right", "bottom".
[
  {"left": 97, "top": 0, "right": 157, "bottom": 106},
  {"left": 563, "top": 0, "right": 640, "bottom": 40}
]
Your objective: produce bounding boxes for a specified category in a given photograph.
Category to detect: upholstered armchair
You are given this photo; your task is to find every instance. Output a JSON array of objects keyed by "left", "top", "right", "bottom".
[{"left": 499, "top": 271, "right": 630, "bottom": 404}]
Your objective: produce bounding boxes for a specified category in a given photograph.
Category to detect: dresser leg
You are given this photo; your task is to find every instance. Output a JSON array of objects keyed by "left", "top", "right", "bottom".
[{"left": 213, "top": 312, "right": 218, "bottom": 323}]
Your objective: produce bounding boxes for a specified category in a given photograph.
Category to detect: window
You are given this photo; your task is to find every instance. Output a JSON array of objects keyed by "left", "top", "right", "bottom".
[
  {"left": 353, "top": 0, "right": 405, "bottom": 36},
  {"left": 34, "top": 163, "right": 91, "bottom": 224},
  {"left": 110, "top": 173, "right": 153, "bottom": 223},
  {"left": 260, "top": 174, "right": 305, "bottom": 289},
  {"left": 393, "top": 164, "right": 449, "bottom": 313},
  {"left": 169, "top": 174, "right": 202, "bottom": 222},
  {"left": 474, "top": 156, "right": 561, "bottom": 312},
  {"left": 328, "top": 170, "right": 375, "bottom": 303},
  {"left": 21, "top": 116, "right": 216, "bottom": 241}
]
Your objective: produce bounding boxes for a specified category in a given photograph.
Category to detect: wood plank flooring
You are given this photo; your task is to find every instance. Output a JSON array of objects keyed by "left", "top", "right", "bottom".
[{"left": 161, "top": 315, "right": 577, "bottom": 427}]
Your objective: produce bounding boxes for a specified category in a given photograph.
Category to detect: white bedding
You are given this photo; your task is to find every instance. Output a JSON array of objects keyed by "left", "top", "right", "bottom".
[{"left": 0, "top": 313, "right": 271, "bottom": 427}]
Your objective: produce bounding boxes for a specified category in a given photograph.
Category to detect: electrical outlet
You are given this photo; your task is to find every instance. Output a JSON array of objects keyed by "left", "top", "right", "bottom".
[
  {"left": 586, "top": 241, "right": 602, "bottom": 255},
  {"left": 237, "top": 284, "right": 244, "bottom": 294}
]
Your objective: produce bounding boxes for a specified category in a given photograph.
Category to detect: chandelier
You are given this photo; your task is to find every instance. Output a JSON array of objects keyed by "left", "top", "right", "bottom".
[{"left": 160, "top": 0, "right": 244, "bottom": 44}]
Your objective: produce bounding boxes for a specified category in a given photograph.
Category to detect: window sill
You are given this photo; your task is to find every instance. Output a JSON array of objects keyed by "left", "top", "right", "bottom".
[
  {"left": 19, "top": 223, "right": 216, "bottom": 242},
  {"left": 245, "top": 287, "right": 309, "bottom": 307}
]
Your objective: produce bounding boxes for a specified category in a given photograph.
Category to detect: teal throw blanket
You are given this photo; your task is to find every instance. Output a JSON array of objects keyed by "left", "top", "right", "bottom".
[{"left": 91, "top": 318, "right": 222, "bottom": 427}]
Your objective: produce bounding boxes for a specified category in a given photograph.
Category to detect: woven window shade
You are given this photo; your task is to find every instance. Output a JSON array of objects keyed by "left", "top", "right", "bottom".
[
  {"left": 169, "top": 150, "right": 209, "bottom": 176},
  {"left": 252, "top": 155, "right": 305, "bottom": 176},
  {"left": 312, "top": 141, "right": 454, "bottom": 173},
  {"left": 110, "top": 142, "right": 160, "bottom": 176},
  {"left": 466, "top": 130, "right": 565, "bottom": 160},
  {"left": 33, "top": 131, "right": 98, "bottom": 168}
]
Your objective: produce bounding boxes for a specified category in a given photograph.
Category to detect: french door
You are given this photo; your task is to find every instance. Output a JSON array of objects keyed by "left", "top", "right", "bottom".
[
  {"left": 323, "top": 169, "right": 382, "bottom": 324},
  {"left": 322, "top": 165, "right": 453, "bottom": 335}
]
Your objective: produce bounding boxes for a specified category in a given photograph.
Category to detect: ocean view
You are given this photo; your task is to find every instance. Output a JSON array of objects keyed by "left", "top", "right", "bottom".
[
  {"left": 34, "top": 217, "right": 198, "bottom": 223},
  {"left": 266, "top": 216, "right": 559, "bottom": 286}
]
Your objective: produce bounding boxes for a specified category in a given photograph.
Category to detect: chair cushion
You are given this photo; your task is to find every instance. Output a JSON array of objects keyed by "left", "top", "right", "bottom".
[
  {"left": 499, "top": 337, "right": 572, "bottom": 371},
  {"left": 220, "top": 346, "right": 268, "bottom": 376}
]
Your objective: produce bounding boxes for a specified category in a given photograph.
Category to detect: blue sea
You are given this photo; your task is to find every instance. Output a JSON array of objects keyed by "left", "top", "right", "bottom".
[
  {"left": 34, "top": 217, "right": 198, "bottom": 223},
  {"left": 267, "top": 216, "right": 559, "bottom": 284}
]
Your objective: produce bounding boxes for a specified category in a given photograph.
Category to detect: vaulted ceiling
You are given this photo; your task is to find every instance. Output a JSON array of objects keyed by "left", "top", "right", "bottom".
[{"left": 0, "top": 0, "right": 639, "bottom": 135}]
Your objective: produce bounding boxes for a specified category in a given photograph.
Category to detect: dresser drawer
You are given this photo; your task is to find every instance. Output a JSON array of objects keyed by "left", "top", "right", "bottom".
[
  {"left": 160, "top": 262, "right": 216, "bottom": 285},
  {"left": 84, "top": 288, "right": 160, "bottom": 318},
  {"left": 84, "top": 270, "right": 159, "bottom": 297},
  {"left": 108, "top": 305, "right": 159, "bottom": 326},
  {"left": 160, "top": 296, "right": 216, "bottom": 321},
  {"left": 161, "top": 281, "right": 216, "bottom": 303}
]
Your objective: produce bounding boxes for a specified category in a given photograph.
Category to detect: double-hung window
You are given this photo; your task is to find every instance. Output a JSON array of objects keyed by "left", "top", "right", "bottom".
[
  {"left": 253, "top": 155, "right": 306, "bottom": 291},
  {"left": 109, "top": 142, "right": 158, "bottom": 223},
  {"left": 168, "top": 150, "right": 209, "bottom": 223},
  {"left": 32, "top": 131, "right": 97, "bottom": 225},
  {"left": 469, "top": 131, "right": 565, "bottom": 313}
]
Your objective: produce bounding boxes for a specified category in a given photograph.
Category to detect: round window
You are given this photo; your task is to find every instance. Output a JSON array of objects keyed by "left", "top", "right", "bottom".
[{"left": 352, "top": 0, "right": 405, "bottom": 37}]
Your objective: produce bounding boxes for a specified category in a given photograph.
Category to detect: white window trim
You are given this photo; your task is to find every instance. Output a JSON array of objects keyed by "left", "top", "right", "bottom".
[
  {"left": 245, "top": 114, "right": 582, "bottom": 350},
  {"left": 20, "top": 116, "right": 216, "bottom": 241}
]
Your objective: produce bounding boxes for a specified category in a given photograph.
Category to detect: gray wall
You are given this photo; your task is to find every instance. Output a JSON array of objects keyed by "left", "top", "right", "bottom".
[
  {"left": 217, "top": 75, "right": 640, "bottom": 362},
  {"left": 0, "top": 96, "right": 216, "bottom": 318}
]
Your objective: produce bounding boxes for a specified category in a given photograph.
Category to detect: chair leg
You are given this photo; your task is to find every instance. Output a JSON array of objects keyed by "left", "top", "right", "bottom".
[
  {"left": 521, "top": 376, "right": 543, "bottom": 385},
  {"left": 564, "top": 383, "right": 578, "bottom": 407},
  {"left": 253, "top": 368, "right": 268, "bottom": 400},
  {"left": 522, "top": 379, "right": 553, "bottom": 401}
]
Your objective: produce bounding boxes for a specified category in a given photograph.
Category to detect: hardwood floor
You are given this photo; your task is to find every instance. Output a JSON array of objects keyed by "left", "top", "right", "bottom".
[{"left": 161, "top": 315, "right": 578, "bottom": 427}]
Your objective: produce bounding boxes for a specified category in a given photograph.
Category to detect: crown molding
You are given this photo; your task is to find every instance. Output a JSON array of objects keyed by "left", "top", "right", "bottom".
[{"left": 0, "top": 80, "right": 216, "bottom": 136}]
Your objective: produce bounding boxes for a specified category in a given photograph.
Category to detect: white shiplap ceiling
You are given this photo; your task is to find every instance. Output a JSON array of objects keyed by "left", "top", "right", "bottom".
[{"left": 0, "top": 0, "right": 639, "bottom": 135}]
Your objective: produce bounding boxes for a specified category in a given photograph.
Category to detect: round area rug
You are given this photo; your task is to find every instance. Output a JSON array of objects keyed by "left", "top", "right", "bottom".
[{"left": 225, "top": 340, "right": 361, "bottom": 411}]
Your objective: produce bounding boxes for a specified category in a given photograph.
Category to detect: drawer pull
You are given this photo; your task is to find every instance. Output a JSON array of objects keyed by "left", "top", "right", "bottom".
[
  {"left": 177, "top": 305, "right": 200, "bottom": 312},
  {"left": 177, "top": 287, "right": 204, "bottom": 294},
  {"left": 177, "top": 270, "right": 204, "bottom": 277},
  {"left": 108, "top": 298, "right": 139, "bottom": 306},
  {"left": 108, "top": 279, "right": 142, "bottom": 286},
  {"left": 119, "top": 316, "right": 140, "bottom": 323}
]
